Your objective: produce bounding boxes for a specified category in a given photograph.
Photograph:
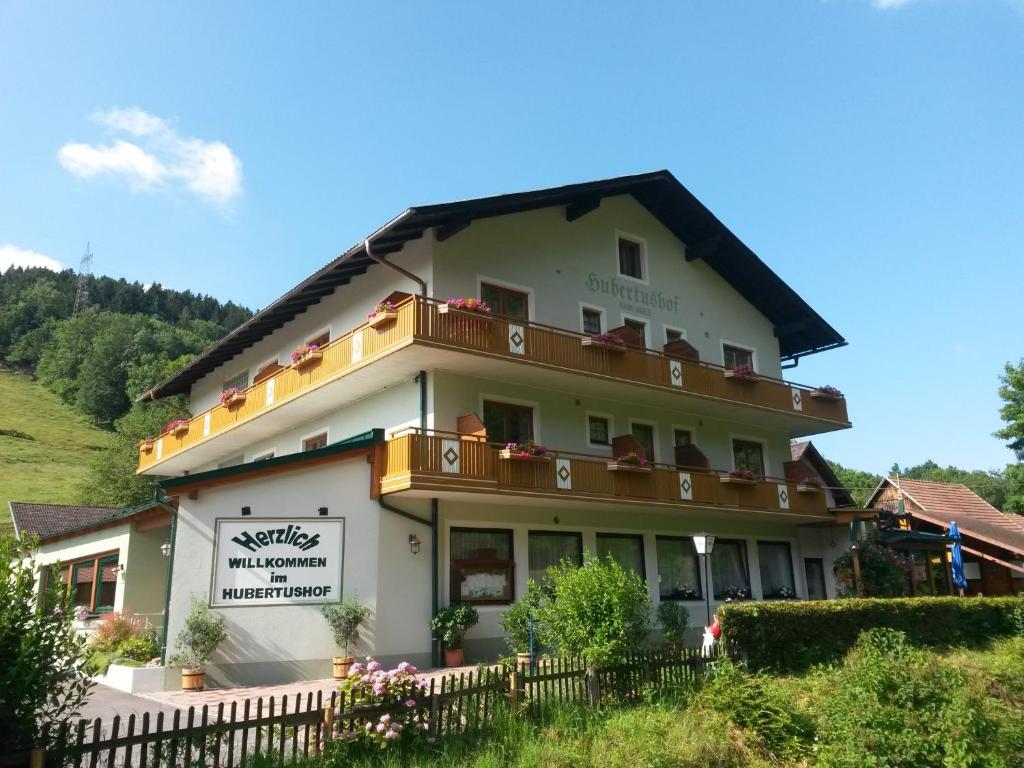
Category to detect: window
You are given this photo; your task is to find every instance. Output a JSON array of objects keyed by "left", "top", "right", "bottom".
[
  {"left": 623, "top": 318, "right": 647, "bottom": 347},
  {"left": 302, "top": 432, "right": 328, "bottom": 452},
  {"left": 222, "top": 370, "right": 249, "bottom": 392},
  {"left": 483, "top": 400, "right": 533, "bottom": 445},
  {"left": 656, "top": 537, "right": 702, "bottom": 600},
  {"left": 61, "top": 553, "right": 118, "bottom": 613},
  {"left": 307, "top": 330, "right": 330, "bottom": 348},
  {"left": 673, "top": 429, "right": 693, "bottom": 447},
  {"left": 528, "top": 531, "right": 582, "bottom": 582},
  {"left": 804, "top": 558, "right": 827, "bottom": 600},
  {"left": 732, "top": 439, "right": 765, "bottom": 478},
  {"left": 481, "top": 282, "right": 529, "bottom": 319},
  {"left": 723, "top": 344, "right": 754, "bottom": 371},
  {"left": 252, "top": 450, "right": 275, "bottom": 462},
  {"left": 665, "top": 328, "right": 685, "bottom": 344},
  {"left": 617, "top": 237, "right": 644, "bottom": 280},
  {"left": 631, "top": 422, "right": 656, "bottom": 462},
  {"left": 596, "top": 533, "right": 645, "bottom": 578},
  {"left": 758, "top": 542, "right": 796, "bottom": 599},
  {"left": 450, "top": 528, "right": 514, "bottom": 604},
  {"left": 711, "top": 539, "right": 750, "bottom": 600},
  {"left": 588, "top": 414, "right": 611, "bottom": 446},
  {"left": 582, "top": 307, "right": 603, "bottom": 335}
]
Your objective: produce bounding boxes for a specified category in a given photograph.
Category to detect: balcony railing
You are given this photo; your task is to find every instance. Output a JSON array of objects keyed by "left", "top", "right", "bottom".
[
  {"left": 379, "top": 429, "right": 830, "bottom": 519},
  {"left": 138, "top": 295, "right": 849, "bottom": 473}
]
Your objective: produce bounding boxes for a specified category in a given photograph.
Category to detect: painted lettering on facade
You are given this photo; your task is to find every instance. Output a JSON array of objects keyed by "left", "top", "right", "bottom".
[
  {"left": 212, "top": 518, "right": 343, "bottom": 607},
  {"left": 585, "top": 272, "right": 680, "bottom": 318}
]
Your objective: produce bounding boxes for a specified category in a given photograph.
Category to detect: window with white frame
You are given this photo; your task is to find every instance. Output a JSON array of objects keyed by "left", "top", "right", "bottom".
[
  {"left": 656, "top": 536, "right": 702, "bottom": 600},
  {"left": 617, "top": 236, "right": 645, "bottom": 280},
  {"left": 758, "top": 541, "right": 796, "bottom": 599},
  {"left": 302, "top": 432, "right": 328, "bottom": 452},
  {"left": 623, "top": 317, "right": 648, "bottom": 346},
  {"left": 528, "top": 531, "right": 582, "bottom": 582},
  {"left": 582, "top": 307, "right": 603, "bottom": 336},
  {"left": 251, "top": 450, "right": 275, "bottom": 462},
  {"left": 630, "top": 422, "right": 656, "bottom": 462},
  {"left": 588, "top": 414, "right": 611, "bottom": 446},
  {"left": 665, "top": 327, "right": 686, "bottom": 344},
  {"left": 723, "top": 344, "right": 754, "bottom": 371},
  {"left": 673, "top": 428, "right": 693, "bottom": 447},
  {"left": 222, "top": 370, "right": 249, "bottom": 392},
  {"left": 732, "top": 439, "right": 766, "bottom": 478}
]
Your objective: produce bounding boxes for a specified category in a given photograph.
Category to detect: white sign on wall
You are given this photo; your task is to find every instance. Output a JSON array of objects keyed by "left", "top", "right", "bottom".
[{"left": 211, "top": 518, "right": 344, "bottom": 607}]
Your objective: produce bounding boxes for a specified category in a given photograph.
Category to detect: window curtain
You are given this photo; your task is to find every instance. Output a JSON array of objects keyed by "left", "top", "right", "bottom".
[
  {"left": 451, "top": 529, "right": 512, "bottom": 561},
  {"left": 711, "top": 540, "right": 749, "bottom": 599},
  {"left": 757, "top": 542, "right": 795, "bottom": 598},
  {"left": 597, "top": 534, "right": 645, "bottom": 577},
  {"left": 528, "top": 532, "right": 582, "bottom": 582},
  {"left": 656, "top": 537, "right": 701, "bottom": 599}
]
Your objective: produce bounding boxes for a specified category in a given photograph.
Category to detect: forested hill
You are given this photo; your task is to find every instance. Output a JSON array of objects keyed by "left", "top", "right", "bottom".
[{"left": 0, "top": 266, "right": 251, "bottom": 508}]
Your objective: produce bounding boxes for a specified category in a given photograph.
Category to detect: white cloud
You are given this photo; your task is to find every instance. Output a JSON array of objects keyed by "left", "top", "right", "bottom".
[
  {"left": 57, "top": 107, "right": 243, "bottom": 210},
  {"left": 0, "top": 244, "right": 64, "bottom": 273}
]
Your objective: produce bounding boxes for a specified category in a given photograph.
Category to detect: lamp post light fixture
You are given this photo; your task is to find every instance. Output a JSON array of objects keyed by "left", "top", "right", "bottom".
[{"left": 692, "top": 534, "right": 716, "bottom": 627}]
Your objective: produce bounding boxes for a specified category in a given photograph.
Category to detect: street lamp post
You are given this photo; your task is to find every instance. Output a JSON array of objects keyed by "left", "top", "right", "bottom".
[{"left": 693, "top": 534, "right": 716, "bottom": 627}]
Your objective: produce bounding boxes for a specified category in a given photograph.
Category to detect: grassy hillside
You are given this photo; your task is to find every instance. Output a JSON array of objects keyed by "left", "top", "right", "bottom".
[{"left": 0, "top": 369, "right": 110, "bottom": 526}]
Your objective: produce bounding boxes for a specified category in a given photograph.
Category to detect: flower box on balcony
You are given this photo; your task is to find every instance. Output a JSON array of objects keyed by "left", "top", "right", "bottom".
[
  {"left": 809, "top": 386, "right": 844, "bottom": 401},
  {"left": 607, "top": 453, "right": 651, "bottom": 473},
  {"left": 499, "top": 441, "right": 551, "bottom": 461},
  {"left": 723, "top": 365, "right": 758, "bottom": 383},
  {"left": 437, "top": 298, "right": 492, "bottom": 316},
  {"left": 291, "top": 349, "right": 323, "bottom": 371},
  {"left": 139, "top": 439, "right": 154, "bottom": 452},
  {"left": 797, "top": 483, "right": 822, "bottom": 494},
  {"left": 164, "top": 420, "right": 189, "bottom": 439},
  {"left": 367, "top": 310, "right": 398, "bottom": 329},
  {"left": 720, "top": 470, "right": 758, "bottom": 486},
  {"left": 581, "top": 334, "right": 627, "bottom": 353},
  {"left": 220, "top": 389, "right": 247, "bottom": 408}
]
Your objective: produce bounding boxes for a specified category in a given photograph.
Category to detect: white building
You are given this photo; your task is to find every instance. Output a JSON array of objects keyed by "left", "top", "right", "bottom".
[{"left": 120, "top": 170, "right": 860, "bottom": 685}]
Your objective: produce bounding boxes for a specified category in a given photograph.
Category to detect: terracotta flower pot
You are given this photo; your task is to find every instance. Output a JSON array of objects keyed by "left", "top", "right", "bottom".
[
  {"left": 332, "top": 656, "right": 354, "bottom": 679},
  {"left": 181, "top": 668, "right": 205, "bottom": 691},
  {"left": 516, "top": 652, "right": 532, "bottom": 668},
  {"left": 444, "top": 648, "right": 464, "bottom": 667}
]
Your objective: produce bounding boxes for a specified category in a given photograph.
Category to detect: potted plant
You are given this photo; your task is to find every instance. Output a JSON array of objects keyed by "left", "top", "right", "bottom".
[
  {"left": 498, "top": 583, "right": 543, "bottom": 667},
  {"left": 809, "top": 384, "right": 844, "bottom": 400},
  {"left": 367, "top": 300, "right": 399, "bottom": 328},
  {"left": 657, "top": 602, "right": 690, "bottom": 648},
  {"left": 321, "top": 598, "right": 370, "bottom": 679},
  {"left": 431, "top": 603, "right": 479, "bottom": 667},
  {"left": 724, "top": 363, "right": 758, "bottom": 382},
  {"left": 581, "top": 332, "right": 627, "bottom": 352},
  {"left": 721, "top": 585, "right": 751, "bottom": 602},
  {"left": 607, "top": 451, "right": 652, "bottom": 473},
  {"left": 291, "top": 343, "right": 323, "bottom": 371},
  {"left": 220, "top": 387, "right": 246, "bottom": 408},
  {"left": 797, "top": 476, "right": 822, "bottom": 493},
  {"left": 163, "top": 418, "right": 189, "bottom": 438},
  {"left": 720, "top": 468, "right": 758, "bottom": 485},
  {"left": 498, "top": 440, "right": 550, "bottom": 460},
  {"left": 437, "top": 297, "right": 492, "bottom": 316},
  {"left": 139, "top": 438, "right": 155, "bottom": 452},
  {"left": 170, "top": 599, "right": 226, "bottom": 691}
]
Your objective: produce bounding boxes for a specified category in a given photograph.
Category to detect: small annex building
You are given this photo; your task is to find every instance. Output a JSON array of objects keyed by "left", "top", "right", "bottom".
[
  {"left": 10, "top": 499, "right": 175, "bottom": 633},
  {"left": 866, "top": 478, "right": 1024, "bottom": 596}
]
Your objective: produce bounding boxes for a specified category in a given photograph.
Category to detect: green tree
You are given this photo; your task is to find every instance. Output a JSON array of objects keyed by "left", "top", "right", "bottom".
[
  {"left": 0, "top": 534, "right": 94, "bottom": 754},
  {"left": 995, "top": 360, "right": 1024, "bottom": 514},
  {"left": 827, "top": 461, "right": 882, "bottom": 507}
]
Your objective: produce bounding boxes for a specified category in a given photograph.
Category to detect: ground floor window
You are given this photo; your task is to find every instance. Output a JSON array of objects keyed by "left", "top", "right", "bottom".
[
  {"left": 758, "top": 541, "right": 796, "bottom": 599},
  {"left": 804, "top": 558, "right": 827, "bottom": 600},
  {"left": 528, "top": 531, "right": 582, "bottom": 582},
  {"left": 54, "top": 552, "right": 119, "bottom": 613},
  {"left": 711, "top": 539, "right": 750, "bottom": 600},
  {"left": 656, "top": 536, "right": 702, "bottom": 600},
  {"left": 596, "top": 533, "right": 645, "bottom": 578},
  {"left": 450, "top": 528, "right": 514, "bottom": 604}
]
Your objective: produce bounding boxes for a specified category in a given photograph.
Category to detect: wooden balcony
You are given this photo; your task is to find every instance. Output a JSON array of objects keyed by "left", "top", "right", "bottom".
[
  {"left": 138, "top": 295, "right": 850, "bottom": 474},
  {"left": 379, "top": 430, "right": 831, "bottom": 520}
]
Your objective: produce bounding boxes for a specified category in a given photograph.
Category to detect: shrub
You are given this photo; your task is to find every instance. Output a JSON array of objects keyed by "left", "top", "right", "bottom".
[
  {"left": 115, "top": 635, "right": 160, "bottom": 663},
  {"left": 536, "top": 553, "right": 650, "bottom": 665},
  {"left": 0, "top": 536, "right": 94, "bottom": 754},
  {"left": 816, "top": 628, "right": 1010, "bottom": 768},
  {"left": 430, "top": 604, "right": 479, "bottom": 651},
  {"left": 321, "top": 598, "right": 370, "bottom": 657},
  {"left": 499, "top": 580, "right": 544, "bottom": 654},
  {"left": 170, "top": 598, "right": 226, "bottom": 670},
  {"left": 719, "top": 596, "right": 1024, "bottom": 672},
  {"left": 331, "top": 659, "right": 429, "bottom": 750},
  {"left": 834, "top": 534, "right": 912, "bottom": 597},
  {"left": 695, "top": 658, "right": 813, "bottom": 760},
  {"left": 89, "top": 611, "right": 144, "bottom": 651},
  {"left": 657, "top": 602, "right": 690, "bottom": 646}
]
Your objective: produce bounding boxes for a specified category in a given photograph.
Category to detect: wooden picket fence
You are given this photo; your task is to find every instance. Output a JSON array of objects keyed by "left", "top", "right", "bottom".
[{"left": 8, "top": 648, "right": 713, "bottom": 768}]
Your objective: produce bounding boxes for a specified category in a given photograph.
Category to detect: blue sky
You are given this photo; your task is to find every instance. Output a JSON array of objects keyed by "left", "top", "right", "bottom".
[{"left": 1, "top": 1, "right": 1021, "bottom": 475}]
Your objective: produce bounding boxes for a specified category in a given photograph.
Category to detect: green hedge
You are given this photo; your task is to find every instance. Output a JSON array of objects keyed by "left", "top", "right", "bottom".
[{"left": 718, "top": 597, "right": 1024, "bottom": 672}]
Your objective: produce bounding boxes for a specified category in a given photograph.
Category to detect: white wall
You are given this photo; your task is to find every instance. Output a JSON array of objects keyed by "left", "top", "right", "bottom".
[{"left": 165, "top": 457, "right": 432, "bottom": 685}]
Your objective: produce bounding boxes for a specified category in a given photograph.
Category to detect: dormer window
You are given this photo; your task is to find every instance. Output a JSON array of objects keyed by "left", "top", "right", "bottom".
[{"left": 617, "top": 236, "right": 645, "bottom": 280}]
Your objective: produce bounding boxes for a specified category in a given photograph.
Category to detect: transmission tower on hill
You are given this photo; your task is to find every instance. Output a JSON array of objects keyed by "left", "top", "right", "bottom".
[{"left": 72, "top": 242, "right": 93, "bottom": 317}]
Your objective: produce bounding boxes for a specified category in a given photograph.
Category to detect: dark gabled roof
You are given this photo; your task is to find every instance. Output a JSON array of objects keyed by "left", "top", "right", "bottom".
[
  {"left": 791, "top": 441, "right": 854, "bottom": 507},
  {"left": 143, "top": 170, "right": 846, "bottom": 399},
  {"left": 9, "top": 502, "right": 123, "bottom": 540}
]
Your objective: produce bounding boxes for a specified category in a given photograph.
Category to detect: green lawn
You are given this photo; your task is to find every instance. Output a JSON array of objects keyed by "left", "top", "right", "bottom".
[{"left": 0, "top": 369, "right": 110, "bottom": 526}]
